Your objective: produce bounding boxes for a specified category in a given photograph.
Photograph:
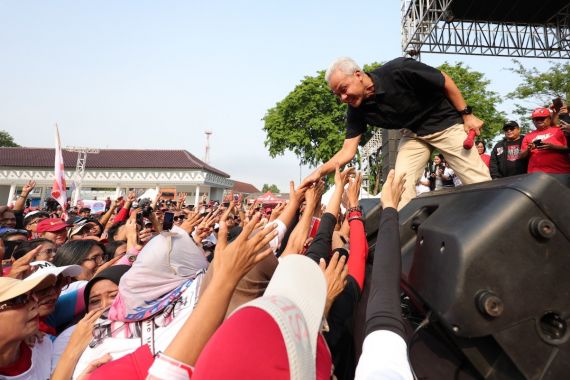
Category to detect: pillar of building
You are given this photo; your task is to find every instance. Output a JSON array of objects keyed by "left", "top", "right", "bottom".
[{"left": 194, "top": 185, "right": 200, "bottom": 207}]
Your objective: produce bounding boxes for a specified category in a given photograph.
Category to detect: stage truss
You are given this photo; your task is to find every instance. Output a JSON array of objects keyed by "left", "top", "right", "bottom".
[{"left": 401, "top": 0, "right": 570, "bottom": 59}]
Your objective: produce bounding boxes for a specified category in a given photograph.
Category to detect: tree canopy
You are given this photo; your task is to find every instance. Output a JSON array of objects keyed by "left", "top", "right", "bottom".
[
  {"left": 0, "top": 131, "right": 19, "bottom": 147},
  {"left": 262, "top": 70, "right": 346, "bottom": 168},
  {"left": 507, "top": 60, "right": 570, "bottom": 132},
  {"left": 261, "top": 184, "right": 280, "bottom": 193}
]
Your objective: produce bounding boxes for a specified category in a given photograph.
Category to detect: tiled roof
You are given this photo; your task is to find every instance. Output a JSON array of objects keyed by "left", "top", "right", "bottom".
[
  {"left": 0, "top": 147, "right": 229, "bottom": 177},
  {"left": 231, "top": 180, "right": 260, "bottom": 194}
]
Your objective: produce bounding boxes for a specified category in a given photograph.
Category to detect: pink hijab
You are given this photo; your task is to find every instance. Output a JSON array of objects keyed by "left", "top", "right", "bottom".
[{"left": 108, "top": 225, "right": 209, "bottom": 322}]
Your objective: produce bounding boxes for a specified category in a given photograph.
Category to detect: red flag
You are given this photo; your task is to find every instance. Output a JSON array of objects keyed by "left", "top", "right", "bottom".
[{"left": 52, "top": 124, "right": 68, "bottom": 219}]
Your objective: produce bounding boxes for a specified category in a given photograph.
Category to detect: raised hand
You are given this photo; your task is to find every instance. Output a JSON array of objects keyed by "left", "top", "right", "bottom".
[
  {"left": 180, "top": 210, "right": 204, "bottom": 234},
  {"left": 126, "top": 191, "right": 137, "bottom": 204},
  {"left": 289, "top": 180, "right": 307, "bottom": 206},
  {"left": 268, "top": 202, "right": 285, "bottom": 222},
  {"left": 319, "top": 251, "right": 349, "bottom": 316},
  {"left": 68, "top": 307, "right": 106, "bottom": 349},
  {"left": 347, "top": 171, "right": 363, "bottom": 208},
  {"left": 381, "top": 169, "right": 406, "bottom": 210},
  {"left": 305, "top": 180, "right": 325, "bottom": 209},
  {"left": 213, "top": 212, "right": 278, "bottom": 285},
  {"left": 21, "top": 180, "right": 36, "bottom": 196},
  {"left": 7, "top": 246, "right": 40, "bottom": 279}
]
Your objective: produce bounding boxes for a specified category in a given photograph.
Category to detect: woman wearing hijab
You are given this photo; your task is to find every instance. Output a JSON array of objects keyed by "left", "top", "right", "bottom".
[
  {"left": 71, "top": 224, "right": 209, "bottom": 378},
  {"left": 51, "top": 265, "right": 131, "bottom": 377}
]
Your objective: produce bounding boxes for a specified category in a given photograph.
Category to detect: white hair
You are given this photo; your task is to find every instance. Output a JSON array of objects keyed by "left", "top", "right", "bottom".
[{"left": 325, "top": 57, "right": 361, "bottom": 84}]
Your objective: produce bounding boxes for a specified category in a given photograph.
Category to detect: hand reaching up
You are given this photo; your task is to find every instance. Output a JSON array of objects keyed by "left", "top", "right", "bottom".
[
  {"left": 381, "top": 169, "right": 406, "bottom": 210},
  {"left": 319, "top": 251, "right": 348, "bottom": 316},
  {"left": 213, "top": 213, "right": 278, "bottom": 285}
]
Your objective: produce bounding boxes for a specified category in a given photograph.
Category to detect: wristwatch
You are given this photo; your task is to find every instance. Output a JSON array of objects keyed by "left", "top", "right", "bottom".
[{"left": 459, "top": 105, "right": 473, "bottom": 115}]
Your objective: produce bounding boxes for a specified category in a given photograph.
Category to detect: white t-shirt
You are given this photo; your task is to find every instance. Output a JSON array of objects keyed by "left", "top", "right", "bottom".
[
  {"left": 52, "top": 325, "right": 76, "bottom": 372},
  {"left": 416, "top": 174, "right": 431, "bottom": 195},
  {"left": 355, "top": 330, "right": 413, "bottom": 380},
  {"left": 72, "top": 275, "right": 202, "bottom": 379},
  {"left": 60, "top": 280, "right": 87, "bottom": 296},
  {"left": 0, "top": 339, "right": 52, "bottom": 380}
]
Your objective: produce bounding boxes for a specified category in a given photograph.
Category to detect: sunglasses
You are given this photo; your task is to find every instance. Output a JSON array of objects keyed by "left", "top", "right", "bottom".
[
  {"left": 0, "top": 292, "right": 34, "bottom": 312},
  {"left": 503, "top": 126, "right": 517, "bottom": 131},
  {"left": 532, "top": 117, "right": 548, "bottom": 121},
  {"left": 83, "top": 255, "right": 104, "bottom": 265}
]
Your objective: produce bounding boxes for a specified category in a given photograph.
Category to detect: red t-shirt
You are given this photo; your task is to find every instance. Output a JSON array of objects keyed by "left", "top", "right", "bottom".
[
  {"left": 521, "top": 127, "right": 570, "bottom": 173},
  {"left": 480, "top": 153, "right": 491, "bottom": 168}
]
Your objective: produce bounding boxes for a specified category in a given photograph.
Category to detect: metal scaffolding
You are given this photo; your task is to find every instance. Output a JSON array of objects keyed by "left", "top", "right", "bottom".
[
  {"left": 401, "top": 0, "right": 570, "bottom": 58},
  {"left": 65, "top": 146, "right": 100, "bottom": 206}
]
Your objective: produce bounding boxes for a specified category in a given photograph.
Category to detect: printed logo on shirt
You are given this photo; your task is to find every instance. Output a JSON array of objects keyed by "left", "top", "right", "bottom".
[
  {"left": 507, "top": 145, "right": 521, "bottom": 162},
  {"left": 534, "top": 133, "right": 553, "bottom": 142},
  {"left": 497, "top": 147, "right": 504, "bottom": 156}
]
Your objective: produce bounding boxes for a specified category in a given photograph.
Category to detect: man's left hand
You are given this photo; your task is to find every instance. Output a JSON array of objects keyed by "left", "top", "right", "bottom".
[{"left": 463, "top": 114, "right": 484, "bottom": 136}]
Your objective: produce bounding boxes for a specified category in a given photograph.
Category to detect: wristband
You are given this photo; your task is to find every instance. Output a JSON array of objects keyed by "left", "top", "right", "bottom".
[
  {"left": 346, "top": 206, "right": 362, "bottom": 214},
  {"left": 348, "top": 216, "right": 363, "bottom": 223}
]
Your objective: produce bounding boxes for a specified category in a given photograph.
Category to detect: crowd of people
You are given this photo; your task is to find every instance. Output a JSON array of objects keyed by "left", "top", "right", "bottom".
[
  {"left": 0, "top": 52, "right": 569, "bottom": 379},
  {"left": 1, "top": 161, "right": 415, "bottom": 379}
]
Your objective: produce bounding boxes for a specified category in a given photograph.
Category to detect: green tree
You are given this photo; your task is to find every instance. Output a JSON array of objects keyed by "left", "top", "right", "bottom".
[
  {"left": 261, "top": 184, "right": 280, "bottom": 193},
  {"left": 438, "top": 62, "right": 506, "bottom": 145},
  {"left": 507, "top": 60, "right": 570, "bottom": 132},
  {"left": 262, "top": 70, "right": 347, "bottom": 168},
  {"left": 0, "top": 131, "right": 19, "bottom": 147}
]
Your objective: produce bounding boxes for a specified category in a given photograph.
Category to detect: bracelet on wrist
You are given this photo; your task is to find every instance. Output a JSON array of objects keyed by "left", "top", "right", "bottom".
[{"left": 346, "top": 205, "right": 362, "bottom": 214}]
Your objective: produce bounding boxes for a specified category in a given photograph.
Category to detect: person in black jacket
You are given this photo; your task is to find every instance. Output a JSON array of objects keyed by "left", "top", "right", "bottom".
[{"left": 489, "top": 121, "right": 528, "bottom": 179}]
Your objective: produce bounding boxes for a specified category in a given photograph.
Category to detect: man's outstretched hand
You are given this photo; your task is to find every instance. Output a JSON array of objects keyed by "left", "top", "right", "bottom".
[{"left": 299, "top": 169, "right": 322, "bottom": 190}]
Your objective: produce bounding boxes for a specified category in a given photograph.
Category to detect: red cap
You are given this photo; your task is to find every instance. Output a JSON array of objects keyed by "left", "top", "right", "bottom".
[
  {"left": 36, "top": 218, "right": 68, "bottom": 233},
  {"left": 531, "top": 107, "right": 550, "bottom": 119}
]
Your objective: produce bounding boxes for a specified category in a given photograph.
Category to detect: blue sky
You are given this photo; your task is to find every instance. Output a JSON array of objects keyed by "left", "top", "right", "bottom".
[{"left": 0, "top": 1, "right": 556, "bottom": 191}]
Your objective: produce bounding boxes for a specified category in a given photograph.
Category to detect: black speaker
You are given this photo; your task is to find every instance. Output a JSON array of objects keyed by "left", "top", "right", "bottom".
[{"left": 397, "top": 173, "right": 570, "bottom": 380}]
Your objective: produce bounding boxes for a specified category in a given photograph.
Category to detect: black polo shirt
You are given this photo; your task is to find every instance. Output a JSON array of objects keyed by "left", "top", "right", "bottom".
[{"left": 345, "top": 57, "right": 462, "bottom": 138}]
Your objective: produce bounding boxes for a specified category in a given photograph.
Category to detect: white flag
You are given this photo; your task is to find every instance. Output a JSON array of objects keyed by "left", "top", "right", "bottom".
[{"left": 51, "top": 124, "right": 68, "bottom": 218}]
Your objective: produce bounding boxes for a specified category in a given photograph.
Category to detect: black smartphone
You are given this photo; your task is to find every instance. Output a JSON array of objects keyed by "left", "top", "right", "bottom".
[
  {"left": 136, "top": 212, "right": 144, "bottom": 226},
  {"left": 162, "top": 211, "right": 174, "bottom": 231},
  {"left": 553, "top": 97, "right": 563, "bottom": 112},
  {"left": 534, "top": 139, "right": 543, "bottom": 147},
  {"left": 3, "top": 240, "right": 23, "bottom": 261}
]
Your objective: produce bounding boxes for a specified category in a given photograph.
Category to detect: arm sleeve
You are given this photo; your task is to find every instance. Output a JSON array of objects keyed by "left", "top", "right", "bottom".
[
  {"left": 521, "top": 135, "right": 530, "bottom": 151},
  {"left": 346, "top": 107, "right": 368, "bottom": 139},
  {"left": 489, "top": 145, "right": 501, "bottom": 179},
  {"left": 305, "top": 212, "right": 337, "bottom": 264},
  {"left": 115, "top": 246, "right": 140, "bottom": 266},
  {"left": 365, "top": 207, "right": 406, "bottom": 341},
  {"left": 348, "top": 212, "right": 368, "bottom": 292},
  {"left": 14, "top": 211, "right": 25, "bottom": 229},
  {"left": 113, "top": 207, "right": 129, "bottom": 224}
]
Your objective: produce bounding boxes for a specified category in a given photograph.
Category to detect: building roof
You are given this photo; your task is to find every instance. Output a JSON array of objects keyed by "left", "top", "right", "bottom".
[
  {"left": 231, "top": 180, "right": 260, "bottom": 194},
  {"left": 0, "top": 147, "right": 229, "bottom": 178}
]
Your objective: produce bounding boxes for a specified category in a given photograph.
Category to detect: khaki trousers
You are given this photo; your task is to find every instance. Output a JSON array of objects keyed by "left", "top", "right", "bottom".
[{"left": 394, "top": 124, "right": 491, "bottom": 209}]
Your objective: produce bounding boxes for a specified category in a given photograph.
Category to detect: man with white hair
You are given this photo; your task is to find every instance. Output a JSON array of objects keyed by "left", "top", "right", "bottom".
[{"left": 300, "top": 57, "right": 491, "bottom": 209}]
